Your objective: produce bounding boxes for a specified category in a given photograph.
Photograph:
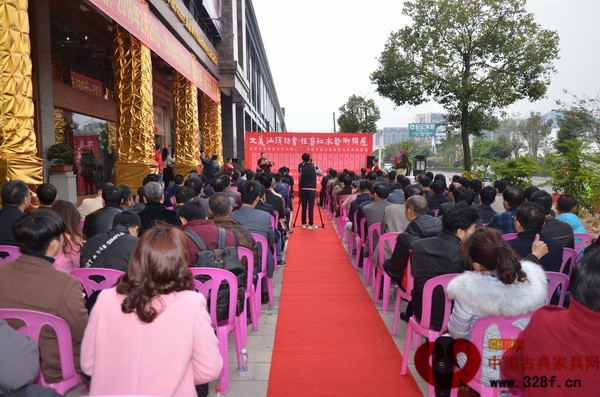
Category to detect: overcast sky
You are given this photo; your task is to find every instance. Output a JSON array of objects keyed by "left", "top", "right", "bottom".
[{"left": 252, "top": 0, "right": 600, "bottom": 132}]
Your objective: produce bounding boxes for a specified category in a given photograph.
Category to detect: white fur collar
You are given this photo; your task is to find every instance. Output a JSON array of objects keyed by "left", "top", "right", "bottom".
[{"left": 447, "top": 260, "right": 548, "bottom": 317}]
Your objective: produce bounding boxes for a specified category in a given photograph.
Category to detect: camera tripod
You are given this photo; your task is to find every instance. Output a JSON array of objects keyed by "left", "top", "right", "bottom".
[{"left": 292, "top": 196, "right": 325, "bottom": 228}]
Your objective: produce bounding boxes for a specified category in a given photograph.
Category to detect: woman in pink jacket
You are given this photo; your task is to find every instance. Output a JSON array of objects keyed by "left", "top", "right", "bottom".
[
  {"left": 51, "top": 200, "right": 83, "bottom": 273},
  {"left": 81, "top": 225, "right": 222, "bottom": 396}
]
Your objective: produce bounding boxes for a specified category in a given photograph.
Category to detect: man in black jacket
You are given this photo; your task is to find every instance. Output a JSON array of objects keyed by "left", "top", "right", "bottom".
[
  {"left": 137, "top": 182, "right": 180, "bottom": 235},
  {"left": 474, "top": 185, "right": 498, "bottom": 224},
  {"left": 298, "top": 153, "right": 322, "bottom": 229},
  {"left": 0, "top": 180, "right": 31, "bottom": 246},
  {"left": 82, "top": 184, "right": 123, "bottom": 239},
  {"left": 411, "top": 204, "right": 479, "bottom": 331},
  {"left": 529, "top": 190, "right": 574, "bottom": 248},
  {"left": 80, "top": 211, "right": 140, "bottom": 272}
]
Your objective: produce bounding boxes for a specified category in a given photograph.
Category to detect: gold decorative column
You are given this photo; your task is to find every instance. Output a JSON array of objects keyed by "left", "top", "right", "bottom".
[
  {"left": 112, "top": 24, "right": 155, "bottom": 190},
  {"left": 0, "top": 0, "right": 42, "bottom": 185},
  {"left": 54, "top": 109, "right": 66, "bottom": 145},
  {"left": 172, "top": 71, "right": 200, "bottom": 176},
  {"left": 200, "top": 91, "right": 223, "bottom": 166}
]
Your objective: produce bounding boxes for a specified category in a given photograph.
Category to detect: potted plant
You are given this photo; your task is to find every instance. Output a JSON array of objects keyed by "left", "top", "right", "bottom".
[
  {"left": 47, "top": 144, "right": 74, "bottom": 173},
  {"left": 390, "top": 150, "right": 412, "bottom": 175}
]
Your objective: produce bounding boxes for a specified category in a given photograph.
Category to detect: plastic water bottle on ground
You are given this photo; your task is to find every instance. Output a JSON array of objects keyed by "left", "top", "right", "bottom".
[
  {"left": 215, "top": 386, "right": 222, "bottom": 397},
  {"left": 239, "top": 348, "right": 249, "bottom": 376}
]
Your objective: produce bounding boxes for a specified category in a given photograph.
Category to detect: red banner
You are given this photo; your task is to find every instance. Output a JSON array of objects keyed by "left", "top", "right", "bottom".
[
  {"left": 88, "top": 0, "right": 219, "bottom": 103},
  {"left": 71, "top": 72, "right": 105, "bottom": 98},
  {"left": 244, "top": 132, "right": 373, "bottom": 181},
  {"left": 74, "top": 136, "right": 101, "bottom": 195}
]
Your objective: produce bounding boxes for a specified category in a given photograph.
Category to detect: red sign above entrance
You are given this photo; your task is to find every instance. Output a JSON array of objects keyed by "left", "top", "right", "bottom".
[
  {"left": 245, "top": 132, "right": 373, "bottom": 180},
  {"left": 88, "top": 0, "right": 219, "bottom": 103}
]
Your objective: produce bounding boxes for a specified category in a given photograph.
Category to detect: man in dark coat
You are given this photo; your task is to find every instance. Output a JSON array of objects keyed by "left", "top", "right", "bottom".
[
  {"left": 137, "top": 182, "right": 180, "bottom": 235},
  {"left": 411, "top": 204, "right": 479, "bottom": 331},
  {"left": 82, "top": 184, "right": 124, "bottom": 239},
  {"left": 0, "top": 180, "right": 31, "bottom": 246},
  {"left": 530, "top": 190, "right": 574, "bottom": 248},
  {"left": 474, "top": 185, "right": 498, "bottom": 224}
]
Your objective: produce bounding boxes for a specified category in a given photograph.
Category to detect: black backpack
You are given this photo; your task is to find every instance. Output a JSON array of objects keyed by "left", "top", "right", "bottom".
[{"left": 184, "top": 228, "right": 246, "bottom": 321}]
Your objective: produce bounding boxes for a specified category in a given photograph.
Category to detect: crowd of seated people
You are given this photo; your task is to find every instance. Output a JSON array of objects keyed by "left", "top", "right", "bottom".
[{"left": 0, "top": 160, "right": 294, "bottom": 396}]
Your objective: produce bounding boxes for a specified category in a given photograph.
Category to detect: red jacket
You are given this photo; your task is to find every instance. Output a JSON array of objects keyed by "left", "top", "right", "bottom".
[
  {"left": 155, "top": 150, "right": 164, "bottom": 173},
  {"left": 502, "top": 299, "right": 600, "bottom": 396},
  {"left": 181, "top": 219, "right": 236, "bottom": 268}
]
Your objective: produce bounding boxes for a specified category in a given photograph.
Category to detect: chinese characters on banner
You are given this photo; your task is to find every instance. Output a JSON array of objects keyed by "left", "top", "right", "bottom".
[
  {"left": 245, "top": 132, "right": 373, "bottom": 181},
  {"left": 73, "top": 136, "right": 100, "bottom": 195}
]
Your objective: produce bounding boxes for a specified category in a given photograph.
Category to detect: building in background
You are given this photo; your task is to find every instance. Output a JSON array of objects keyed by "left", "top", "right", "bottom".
[
  {"left": 413, "top": 112, "right": 445, "bottom": 124},
  {"left": 0, "top": 0, "right": 284, "bottom": 194}
]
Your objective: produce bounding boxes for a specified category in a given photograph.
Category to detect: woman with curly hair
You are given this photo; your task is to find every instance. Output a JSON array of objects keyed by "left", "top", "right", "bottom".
[
  {"left": 50, "top": 200, "right": 84, "bottom": 273},
  {"left": 81, "top": 225, "right": 222, "bottom": 396}
]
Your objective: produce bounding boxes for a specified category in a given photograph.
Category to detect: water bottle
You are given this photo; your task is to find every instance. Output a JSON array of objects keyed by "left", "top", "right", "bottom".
[
  {"left": 215, "top": 386, "right": 222, "bottom": 397},
  {"left": 239, "top": 348, "right": 249, "bottom": 376}
]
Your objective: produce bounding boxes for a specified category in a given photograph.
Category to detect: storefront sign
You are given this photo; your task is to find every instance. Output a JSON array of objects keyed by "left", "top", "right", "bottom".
[
  {"left": 409, "top": 123, "right": 440, "bottom": 137},
  {"left": 245, "top": 132, "right": 373, "bottom": 180},
  {"left": 89, "top": 0, "right": 219, "bottom": 103},
  {"left": 70, "top": 72, "right": 105, "bottom": 98}
]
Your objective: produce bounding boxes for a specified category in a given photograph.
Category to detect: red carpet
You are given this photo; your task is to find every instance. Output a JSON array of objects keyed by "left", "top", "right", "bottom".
[{"left": 267, "top": 207, "right": 423, "bottom": 396}]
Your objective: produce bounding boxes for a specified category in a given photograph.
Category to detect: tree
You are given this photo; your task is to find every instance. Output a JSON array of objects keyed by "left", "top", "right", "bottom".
[
  {"left": 370, "top": 0, "right": 559, "bottom": 171},
  {"left": 337, "top": 95, "right": 381, "bottom": 133},
  {"left": 554, "top": 93, "right": 600, "bottom": 152},
  {"left": 497, "top": 116, "right": 526, "bottom": 158},
  {"left": 519, "top": 112, "right": 553, "bottom": 158}
]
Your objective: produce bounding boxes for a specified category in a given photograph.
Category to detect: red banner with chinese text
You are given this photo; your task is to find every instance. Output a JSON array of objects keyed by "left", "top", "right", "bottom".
[
  {"left": 74, "top": 136, "right": 100, "bottom": 195},
  {"left": 244, "top": 132, "right": 373, "bottom": 181}
]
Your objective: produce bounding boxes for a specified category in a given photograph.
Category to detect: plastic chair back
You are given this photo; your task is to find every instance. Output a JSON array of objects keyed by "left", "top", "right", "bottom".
[
  {"left": 70, "top": 268, "right": 125, "bottom": 297},
  {"left": 0, "top": 245, "right": 21, "bottom": 263},
  {"left": 546, "top": 271, "right": 569, "bottom": 307},
  {"left": 419, "top": 273, "right": 459, "bottom": 331},
  {"left": 574, "top": 233, "right": 593, "bottom": 256},
  {"left": 237, "top": 247, "right": 258, "bottom": 334},
  {"left": 466, "top": 314, "right": 533, "bottom": 395},
  {"left": 560, "top": 247, "right": 578, "bottom": 279},
  {"left": 432, "top": 209, "right": 439, "bottom": 217},
  {"left": 502, "top": 233, "right": 518, "bottom": 241},
  {"left": 189, "top": 267, "right": 238, "bottom": 328},
  {"left": 250, "top": 233, "right": 274, "bottom": 307},
  {"left": 230, "top": 185, "right": 238, "bottom": 191},
  {"left": 0, "top": 308, "right": 83, "bottom": 394},
  {"left": 363, "top": 223, "right": 381, "bottom": 284},
  {"left": 270, "top": 215, "right": 277, "bottom": 231},
  {"left": 392, "top": 257, "right": 414, "bottom": 335},
  {"left": 79, "top": 220, "right": 85, "bottom": 230}
]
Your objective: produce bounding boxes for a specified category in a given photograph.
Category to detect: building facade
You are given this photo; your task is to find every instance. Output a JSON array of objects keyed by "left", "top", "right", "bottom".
[{"left": 0, "top": 0, "right": 284, "bottom": 195}]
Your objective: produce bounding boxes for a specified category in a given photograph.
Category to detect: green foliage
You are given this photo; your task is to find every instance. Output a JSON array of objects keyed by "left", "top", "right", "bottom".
[
  {"left": 435, "top": 132, "right": 463, "bottom": 164},
  {"left": 545, "top": 139, "right": 600, "bottom": 215},
  {"left": 491, "top": 156, "right": 542, "bottom": 189},
  {"left": 337, "top": 95, "right": 381, "bottom": 133},
  {"left": 519, "top": 112, "right": 553, "bottom": 158},
  {"left": 554, "top": 93, "right": 600, "bottom": 153},
  {"left": 371, "top": 0, "right": 559, "bottom": 171},
  {"left": 46, "top": 144, "right": 74, "bottom": 166}
]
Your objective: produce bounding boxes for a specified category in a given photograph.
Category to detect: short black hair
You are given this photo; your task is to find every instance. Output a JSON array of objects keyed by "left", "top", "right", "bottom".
[
  {"left": 375, "top": 170, "right": 383, "bottom": 178},
  {"left": 453, "top": 187, "right": 475, "bottom": 205},
  {"left": 102, "top": 184, "right": 122, "bottom": 206},
  {"left": 419, "top": 176, "right": 431, "bottom": 188},
  {"left": 468, "top": 179, "right": 483, "bottom": 193},
  {"left": 458, "top": 176, "right": 470, "bottom": 188},
  {"left": 571, "top": 241, "right": 600, "bottom": 312},
  {"left": 529, "top": 190, "right": 553, "bottom": 215},
  {"left": 373, "top": 183, "right": 389, "bottom": 199},
  {"left": 37, "top": 183, "right": 57, "bottom": 205},
  {"left": 113, "top": 211, "right": 141, "bottom": 229},
  {"left": 557, "top": 194, "right": 578, "bottom": 213},
  {"left": 241, "top": 181, "right": 261, "bottom": 204},
  {"left": 174, "top": 174, "right": 185, "bottom": 185},
  {"left": 493, "top": 179, "right": 507, "bottom": 193},
  {"left": 184, "top": 177, "right": 203, "bottom": 196},
  {"left": 434, "top": 174, "right": 448, "bottom": 190},
  {"left": 209, "top": 193, "right": 231, "bottom": 217},
  {"left": 175, "top": 186, "right": 196, "bottom": 204},
  {"left": 359, "top": 180, "right": 369, "bottom": 191},
  {"left": 211, "top": 177, "right": 226, "bottom": 192},
  {"left": 479, "top": 186, "right": 496, "bottom": 205},
  {"left": 211, "top": 155, "right": 218, "bottom": 161},
  {"left": 430, "top": 180, "right": 444, "bottom": 195},
  {"left": 118, "top": 185, "right": 132, "bottom": 205},
  {"left": 388, "top": 170, "right": 397, "bottom": 181},
  {"left": 442, "top": 204, "right": 479, "bottom": 235},
  {"left": 502, "top": 187, "right": 524, "bottom": 209},
  {"left": 178, "top": 202, "right": 208, "bottom": 221},
  {"left": 404, "top": 184, "right": 423, "bottom": 200},
  {"left": 425, "top": 172, "right": 434, "bottom": 180},
  {"left": 397, "top": 175, "right": 410, "bottom": 189},
  {"left": 366, "top": 171, "right": 376, "bottom": 181},
  {"left": 273, "top": 173, "right": 282, "bottom": 182},
  {"left": 452, "top": 175, "right": 461, "bottom": 183},
  {"left": 1, "top": 180, "right": 30, "bottom": 206},
  {"left": 12, "top": 210, "right": 65, "bottom": 255},
  {"left": 523, "top": 186, "right": 540, "bottom": 202},
  {"left": 515, "top": 202, "right": 545, "bottom": 232},
  {"left": 302, "top": 153, "right": 310, "bottom": 162},
  {"left": 341, "top": 175, "right": 352, "bottom": 187},
  {"left": 258, "top": 174, "right": 274, "bottom": 189}
]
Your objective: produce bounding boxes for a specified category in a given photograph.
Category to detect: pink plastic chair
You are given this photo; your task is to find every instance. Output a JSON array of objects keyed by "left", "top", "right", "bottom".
[
  {"left": 401, "top": 273, "right": 460, "bottom": 386},
  {"left": 392, "top": 257, "right": 414, "bottom": 335},
  {"left": 230, "top": 185, "right": 238, "bottom": 191},
  {"left": 459, "top": 314, "right": 533, "bottom": 397},
  {"left": 251, "top": 233, "right": 274, "bottom": 307},
  {"left": 432, "top": 209, "right": 439, "bottom": 217},
  {"left": 238, "top": 247, "right": 259, "bottom": 336},
  {"left": 560, "top": 247, "right": 578, "bottom": 279},
  {"left": 188, "top": 268, "right": 240, "bottom": 394},
  {"left": 79, "top": 220, "right": 85, "bottom": 230},
  {"left": 353, "top": 214, "right": 367, "bottom": 270},
  {"left": 0, "top": 245, "right": 21, "bottom": 263},
  {"left": 502, "top": 233, "right": 518, "bottom": 241},
  {"left": 373, "top": 232, "right": 399, "bottom": 314},
  {"left": 70, "top": 268, "right": 125, "bottom": 297},
  {"left": 269, "top": 215, "right": 278, "bottom": 270},
  {"left": 574, "top": 233, "right": 593, "bottom": 256},
  {"left": 363, "top": 223, "right": 381, "bottom": 286},
  {"left": 546, "top": 271, "right": 569, "bottom": 307},
  {"left": 0, "top": 308, "right": 84, "bottom": 394},
  {"left": 336, "top": 196, "right": 349, "bottom": 239}
]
